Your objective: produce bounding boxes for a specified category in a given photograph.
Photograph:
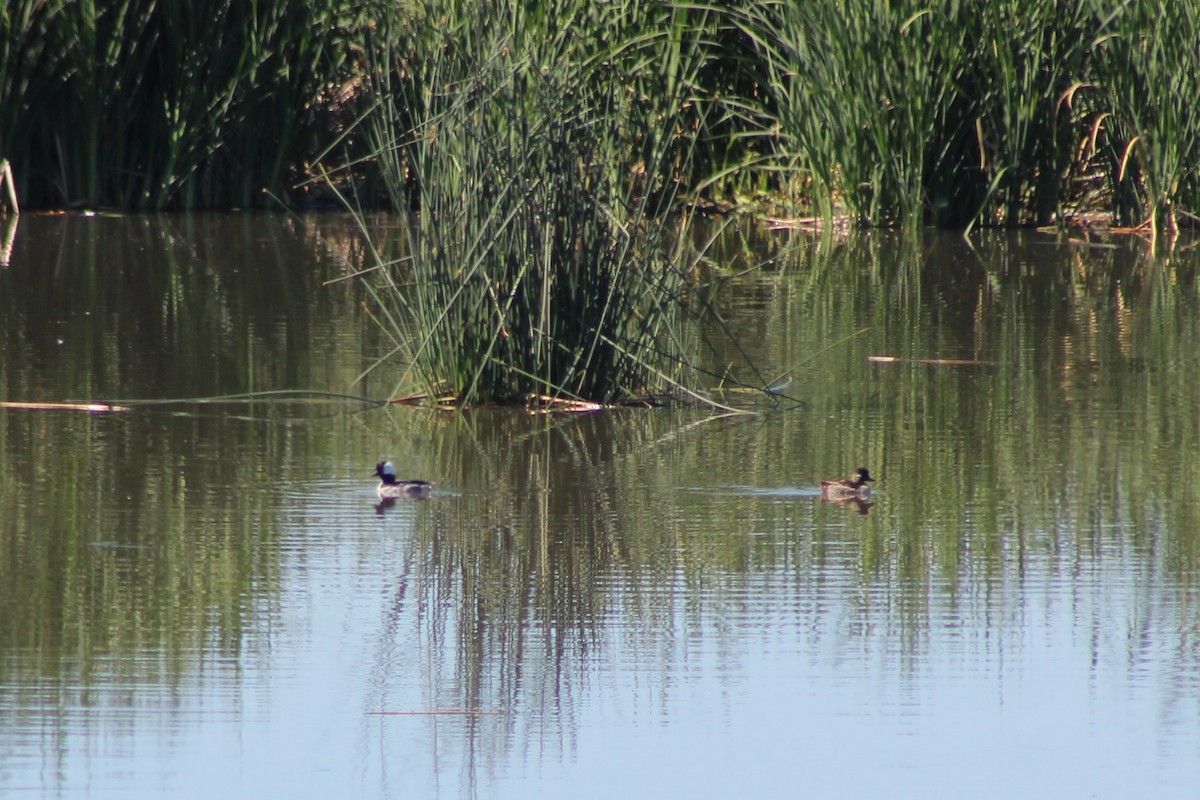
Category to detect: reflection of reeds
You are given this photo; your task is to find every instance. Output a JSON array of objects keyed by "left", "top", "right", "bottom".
[
  {"left": 0, "top": 214, "right": 382, "bottom": 401},
  {"left": 374, "top": 268, "right": 1200, "bottom": 748},
  {"left": 0, "top": 411, "right": 289, "bottom": 684},
  {"left": 0, "top": 214, "right": 390, "bottom": 686},
  {"left": 378, "top": 411, "right": 767, "bottom": 725}
]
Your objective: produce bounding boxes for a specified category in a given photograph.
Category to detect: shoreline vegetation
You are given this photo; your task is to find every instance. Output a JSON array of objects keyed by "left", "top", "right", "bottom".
[
  {"left": 0, "top": 0, "right": 1194, "bottom": 232},
  {"left": 4, "top": 0, "right": 1197, "bottom": 406}
]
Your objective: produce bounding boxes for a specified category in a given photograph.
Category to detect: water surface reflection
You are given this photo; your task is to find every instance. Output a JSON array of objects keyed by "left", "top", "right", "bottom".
[{"left": 1, "top": 216, "right": 1199, "bottom": 798}]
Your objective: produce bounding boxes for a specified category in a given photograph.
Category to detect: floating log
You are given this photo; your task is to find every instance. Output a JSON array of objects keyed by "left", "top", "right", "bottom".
[
  {"left": 869, "top": 355, "right": 996, "bottom": 366},
  {"left": 0, "top": 401, "right": 130, "bottom": 413}
]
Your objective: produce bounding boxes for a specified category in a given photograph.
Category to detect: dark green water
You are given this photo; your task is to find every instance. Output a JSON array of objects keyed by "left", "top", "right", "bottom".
[{"left": 2, "top": 214, "right": 1199, "bottom": 799}]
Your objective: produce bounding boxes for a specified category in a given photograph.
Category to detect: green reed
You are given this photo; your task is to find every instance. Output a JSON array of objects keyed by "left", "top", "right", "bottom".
[
  {"left": 734, "top": 1, "right": 972, "bottom": 226},
  {"left": 958, "top": 1, "right": 1095, "bottom": 228},
  {"left": 1089, "top": 0, "right": 1200, "bottom": 235},
  {"left": 0, "top": 0, "right": 363, "bottom": 209},
  {"left": 2, "top": 0, "right": 1194, "bottom": 228},
  {"left": 732, "top": 0, "right": 1196, "bottom": 231},
  {"left": 352, "top": 0, "right": 725, "bottom": 406}
]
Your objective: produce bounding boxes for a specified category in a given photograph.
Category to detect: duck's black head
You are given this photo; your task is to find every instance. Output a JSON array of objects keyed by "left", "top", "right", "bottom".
[
  {"left": 375, "top": 461, "right": 398, "bottom": 484},
  {"left": 854, "top": 467, "right": 874, "bottom": 484}
]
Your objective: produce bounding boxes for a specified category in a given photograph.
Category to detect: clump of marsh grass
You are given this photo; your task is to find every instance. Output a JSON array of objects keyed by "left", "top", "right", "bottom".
[
  {"left": 351, "top": 0, "right": 720, "bottom": 407},
  {"left": 959, "top": 1, "right": 1096, "bottom": 229},
  {"left": 731, "top": 0, "right": 1200, "bottom": 233},
  {"left": 0, "top": 0, "right": 364, "bottom": 209},
  {"left": 1089, "top": 0, "right": 1200, "bottom": 238},
  {"left": 733, "top": 1, "right": 971, "bottom": 227}
]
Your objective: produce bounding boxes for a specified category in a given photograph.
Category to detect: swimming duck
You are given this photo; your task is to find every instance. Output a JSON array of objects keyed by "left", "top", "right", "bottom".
[
  {"left": 820, "top": 467, "right": 874, "bottom": 500},
  {"left": 374, "top": 461, "right": 433, "bottom": 499}
]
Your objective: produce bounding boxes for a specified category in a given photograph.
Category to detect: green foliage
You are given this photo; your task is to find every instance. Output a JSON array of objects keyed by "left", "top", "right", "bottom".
[
  {"left": 0, "top": 0, "right": 1196, "bottom": 228},
  {"left": 733, "top": 0, "right": 1200, "bottom": 231},
  {"left": 1089, "top": 0, "right": 1200, "bottom": 232},
  {"left": 735, "top": 1, "right": 972, "bottom": 226},
  {"left": 354, "top": 0, "right": 713, "bottom": 405},
  {"left": 0, "top": 0, "right": 365, "bottom": 209}
]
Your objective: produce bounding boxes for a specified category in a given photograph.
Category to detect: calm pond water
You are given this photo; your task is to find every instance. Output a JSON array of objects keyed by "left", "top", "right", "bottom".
[{"left": 2, "top": 213, "right": 1199, "bottom": 799}]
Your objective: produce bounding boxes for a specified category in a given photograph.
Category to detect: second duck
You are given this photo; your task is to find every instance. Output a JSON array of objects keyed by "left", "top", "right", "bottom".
[{"left": 820, "top": 467, "right": 875, "bottom": 500}]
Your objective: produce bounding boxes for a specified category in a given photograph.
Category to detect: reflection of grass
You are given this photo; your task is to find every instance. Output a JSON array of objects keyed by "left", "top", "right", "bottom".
[
  {"left": 0, "top": 215, "right": 380, "bottom": 400},
  {"left": 379, "top": 411, "right": 758, "bottom": 722},
  {"left": 4, "top": 217, "right": 1199, "bottom": 781},
  {"left": 378, "top": 231, "right": 1200, "bottom": 731},
  {"left": 0, "top": 214, "right": 386, "bottom": 686},
  {"left": 0, "top": 412, "right": 284, "bottom": 682}
]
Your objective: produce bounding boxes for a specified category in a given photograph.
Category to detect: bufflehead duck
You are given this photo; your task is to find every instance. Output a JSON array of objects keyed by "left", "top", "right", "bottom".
[{"left": 374, "top": 461, "right": 433, "bottom": 499}]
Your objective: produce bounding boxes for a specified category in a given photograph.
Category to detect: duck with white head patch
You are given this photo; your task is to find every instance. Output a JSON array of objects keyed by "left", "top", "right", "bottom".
[{"left": 374, "top": 461, "right": 433, "bottom": 499}]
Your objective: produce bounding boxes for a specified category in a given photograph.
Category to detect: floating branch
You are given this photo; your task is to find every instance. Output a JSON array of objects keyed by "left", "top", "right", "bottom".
[
  {"left": 869, "top": 355, "right": 997, "bottom": 366},
  {"left": 0, "top": 401, "right": 129, "bottom": 413},
  {"left": 109, "top": 390, "right": 386, "bottom": 406},
  {"left": 0, "top": 391, "right": 388, "bottom": 413},
  {"left": 527, "top": 394, "right": 607, "bottom": 414}
]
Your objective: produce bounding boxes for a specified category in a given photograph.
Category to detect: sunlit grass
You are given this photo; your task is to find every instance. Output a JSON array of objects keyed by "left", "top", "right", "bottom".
[
  {"left": 731, "top": 0, "right": 1198, "bottom": 233},
  {"left": 1089, "top": 0, "right": 1200, "bottom": 237},
  {"left": 348, "top": 0, "right": 723, "bottom": 407},
  {"left": 0, "top": 0, "right": 1194, "bottom": 230}
]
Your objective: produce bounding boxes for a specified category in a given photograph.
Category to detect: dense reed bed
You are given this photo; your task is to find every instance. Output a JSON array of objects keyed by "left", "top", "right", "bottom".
[
  {"left": 734, "top": 0, "right": 1199, "bottom": 231},
  {"left": 0, "top": 0, "right": 365, "bottom": 210},
  {"left": 1, "top": 1, "right": 1194, "bottom": 228},
  {"left": 1090, "top": 1, "right": 1200, "bottom": 235},
  {"left": 4, "top": 0, "right": 1195, "bottom": 403},
  {"left": 349, "top": 0, "right": 722, "bottom": 406}
]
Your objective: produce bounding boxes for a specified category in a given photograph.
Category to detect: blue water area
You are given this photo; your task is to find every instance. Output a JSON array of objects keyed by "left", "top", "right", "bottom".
[{"left": 2, "top": 216, "right": 1199, "bottom": 799}]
